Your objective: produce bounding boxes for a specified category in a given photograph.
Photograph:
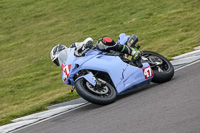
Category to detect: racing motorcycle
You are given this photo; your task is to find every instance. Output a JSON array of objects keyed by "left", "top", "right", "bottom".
[{"left": 62, "top": 37, "right": 174, "bottom": 105}]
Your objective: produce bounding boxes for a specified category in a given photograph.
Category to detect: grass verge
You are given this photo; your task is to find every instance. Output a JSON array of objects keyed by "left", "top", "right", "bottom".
[{"left": 0, "top": 0, "right": 200, "bottom": 125}]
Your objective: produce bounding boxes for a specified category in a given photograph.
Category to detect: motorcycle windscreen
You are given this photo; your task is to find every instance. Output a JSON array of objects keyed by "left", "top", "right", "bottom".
[{"left": 58, "top": 48, "right": 71, "bottom": 67}]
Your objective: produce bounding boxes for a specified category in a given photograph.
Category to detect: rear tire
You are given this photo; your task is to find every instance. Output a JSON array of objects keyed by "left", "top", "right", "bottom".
[
  {"left": 143, "top": 51, "right": 174, "bottom": 83},
  {"left": 75, "top": 78, "right": 117, "bottom": 105}
]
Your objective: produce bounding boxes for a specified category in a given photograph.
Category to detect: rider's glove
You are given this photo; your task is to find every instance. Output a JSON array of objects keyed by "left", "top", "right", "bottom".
[{"left": 131, "top": 47, "right": 141, "bottom": 58}]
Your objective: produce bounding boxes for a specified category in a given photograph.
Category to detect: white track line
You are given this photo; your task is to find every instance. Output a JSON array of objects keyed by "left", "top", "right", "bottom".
[
  {"left": 174, "top": 59, "right": 200, "bottom": 71},
  {"left": 10, "top": 103, "right": 91, "bottom": 133}
]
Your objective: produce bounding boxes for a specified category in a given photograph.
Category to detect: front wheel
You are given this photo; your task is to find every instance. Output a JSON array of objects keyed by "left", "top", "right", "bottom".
[
  {"left": 75, "top": 78, "right": 117, "bottom": 105},
  {"left": 142, "top": 51, "right": 174, "bottom": 83}
]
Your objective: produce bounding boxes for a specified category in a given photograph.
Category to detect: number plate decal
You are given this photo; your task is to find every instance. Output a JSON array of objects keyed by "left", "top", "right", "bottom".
[
  {"left": 142, "top": 66, "right": 153, "bottom": 79},
  {"left": 61, "top": 64, "right": 72, "bottom": 81}
]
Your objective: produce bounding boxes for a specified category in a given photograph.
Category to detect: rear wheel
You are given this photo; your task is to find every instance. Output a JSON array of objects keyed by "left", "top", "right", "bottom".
[
  {"left": 75, "top": 78, "right": 117, "bottom": 105},
  {"left": 142, "top": 51, "right": 174, "bottom": 83}
]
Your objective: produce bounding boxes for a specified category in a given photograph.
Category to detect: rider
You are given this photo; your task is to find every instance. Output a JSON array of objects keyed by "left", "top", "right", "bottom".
[
  {"left": 50, "top": 34, "right": 142, "bottom": 68},
  {"left": 96, "top": 34, "right": 142, "bottom": 66}
]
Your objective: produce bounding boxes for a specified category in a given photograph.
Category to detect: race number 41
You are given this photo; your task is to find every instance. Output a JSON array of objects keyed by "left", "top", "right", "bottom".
[
  {"left": 61, "top": 64, "right": 71, "bottom": 81},
  {"left": 142, "top": 66, "right": 153, "bottom": 79}
]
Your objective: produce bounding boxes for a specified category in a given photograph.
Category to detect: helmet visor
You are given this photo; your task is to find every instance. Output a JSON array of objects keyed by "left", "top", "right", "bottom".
[{"left": 53, "top": 58, "right": 60, "bottom": 66}]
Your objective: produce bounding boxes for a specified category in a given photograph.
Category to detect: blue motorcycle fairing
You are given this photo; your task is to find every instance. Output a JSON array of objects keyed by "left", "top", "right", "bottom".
[
  {"left": 62, "top": 48, "right": 101, "bottom": 85},
  {"left": 81, "top": 55, "right": 128, "bottom": 88},
  {"left": 75, "top": 73, "right": 96, "bottom": 87},
  {"left": 82, "top": 55, "right": 152, "bottom": 94},
  {"left": 117, "top": 62, "right": 152, "bottom": 94},
  {"left": 63, "top": 48, "right": 153, "bottom": 95}
]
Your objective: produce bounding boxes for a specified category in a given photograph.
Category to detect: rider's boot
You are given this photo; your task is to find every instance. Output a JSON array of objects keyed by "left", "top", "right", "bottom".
[{"left": 131, "top": 48, "right": 143, "bottom": 68}]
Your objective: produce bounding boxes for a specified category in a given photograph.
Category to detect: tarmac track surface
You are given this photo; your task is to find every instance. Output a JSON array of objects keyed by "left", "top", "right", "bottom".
[{"left": 14, "top": 62, "right": 200, "bottom": 133}]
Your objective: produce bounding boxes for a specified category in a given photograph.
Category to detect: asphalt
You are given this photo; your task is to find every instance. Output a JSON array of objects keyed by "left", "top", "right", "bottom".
[
  {"left": 13, "top": 58, "right": 200, "bottom": 133},
  {"left": 0, "top": 48, "right": 200, "bottom": 133}
]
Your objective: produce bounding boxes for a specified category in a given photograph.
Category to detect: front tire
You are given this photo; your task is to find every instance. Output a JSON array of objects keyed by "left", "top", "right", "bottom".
[
  {"left": 143, "top": 51, "right": 174, "bottom": 83},
  {"left": 75, "top": 78, "right": 117, "bottom": 105}
]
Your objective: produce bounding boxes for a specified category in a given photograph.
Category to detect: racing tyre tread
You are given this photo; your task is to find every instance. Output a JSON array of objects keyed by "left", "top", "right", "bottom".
[
  {"left": 143, "top": 51, "right": 174, "bottom": 83},
  {"left": 75, "top": 78, "right": 117, "bottom": 105}
]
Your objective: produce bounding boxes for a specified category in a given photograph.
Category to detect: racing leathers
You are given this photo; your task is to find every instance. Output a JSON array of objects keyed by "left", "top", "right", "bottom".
[
  {"left": 96, "top": 37, "right": 141, "bottom": 60},
  {"left": 70, "top": 36, "right": 142, "bottom": 68},
  {"left": 96, "top": 36, "right": 142, "bottom": 68}
]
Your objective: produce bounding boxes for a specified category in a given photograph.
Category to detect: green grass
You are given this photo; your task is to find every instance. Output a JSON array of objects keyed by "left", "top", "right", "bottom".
[{"left": 0, "top": 0, "right": 200, "bottom": 125}]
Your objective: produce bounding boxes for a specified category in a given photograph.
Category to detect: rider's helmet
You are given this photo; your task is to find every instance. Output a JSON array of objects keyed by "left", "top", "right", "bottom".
[{"left": 50, "top": 44, "right": 69, "bottom": 67}]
